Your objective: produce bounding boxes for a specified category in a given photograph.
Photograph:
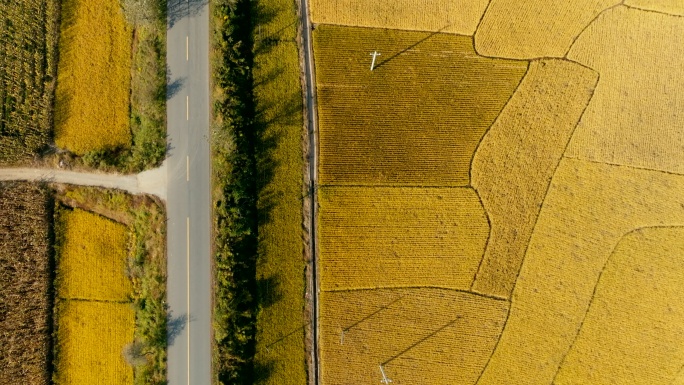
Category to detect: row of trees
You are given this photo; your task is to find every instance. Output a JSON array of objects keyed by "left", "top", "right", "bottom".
[{"left": 212, "top": 0, "right": 262, "bottom": 383}]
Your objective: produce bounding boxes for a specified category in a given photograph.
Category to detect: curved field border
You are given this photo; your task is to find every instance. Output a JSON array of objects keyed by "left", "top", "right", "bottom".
[
  {"left": 476, "top": 158, "right": 684, "bottom": 385},
  {"left": 474, "top": 0, "right": 620, "bottom": 59},
  {"left": 565, "top": 5, "right": 684, "bottom": 175},
  {"left": 553, "top": 226, "right": 684, "bottom": 384}
]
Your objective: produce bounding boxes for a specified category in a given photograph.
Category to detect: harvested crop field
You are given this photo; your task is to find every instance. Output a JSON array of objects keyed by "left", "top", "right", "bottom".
[
  {"left": 470, "top": 59, "right": 598, "bottom": 299},
  {"left": 0, "top": 1, "right": 59, "bottom": 164},
  {"left": 555, "top": 227, "right": 684, "bottom": 384},
  {"left": 54, "top": 0, "right": 132, "bottom": 155},
  {"left": 476, "top": 158, "right": 684, "bottom": 385},
  {"left": 0, "top": 183, "right": 51, "bottom": 385},
  {"left": 310, "top": 0, "right": 489, "bottom": 35},
  {"left": 566, "top": 5, "right": 684, "bottom": 174},
  {"left": 318, "top": 187, "right": 489, "bottom": 291},
  {"left": 314, "top": 25, "right": 527, "bottom": 186},
  {"left": 319, "top": 288, "right": 509, "bottom": 385},
  {"left": 54, "top": 300, "right": 134, "bottom": 385}
]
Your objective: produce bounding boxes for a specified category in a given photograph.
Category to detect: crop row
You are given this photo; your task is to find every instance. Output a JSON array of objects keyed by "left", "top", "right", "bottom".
[{"left": 310, "top": 0, "right": 489, "bottom": 35}]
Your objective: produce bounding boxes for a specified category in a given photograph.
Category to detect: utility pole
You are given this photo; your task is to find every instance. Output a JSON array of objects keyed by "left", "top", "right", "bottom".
[
  {"left": 379, "top": 365, "right": 392, "bottom": 384},
  {"left": 370, "top": 51, "right": 381, "bottom": 71}
]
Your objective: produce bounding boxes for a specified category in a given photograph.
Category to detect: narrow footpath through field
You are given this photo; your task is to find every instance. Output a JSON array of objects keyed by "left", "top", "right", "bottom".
[{"left": 0, "top": 164, "right": 167, "bottom": 200}]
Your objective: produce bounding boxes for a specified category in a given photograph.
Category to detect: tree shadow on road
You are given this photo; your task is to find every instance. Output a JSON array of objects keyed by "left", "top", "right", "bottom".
[
  {"left": 168, "top": 0, "right": 208, "bottom": 29},
  {"left": 167, "top": 312, "right": 189, "bottom": 346}
]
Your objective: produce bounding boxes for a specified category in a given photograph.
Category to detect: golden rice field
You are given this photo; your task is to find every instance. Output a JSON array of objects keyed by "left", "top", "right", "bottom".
[
  {"left": 54, "top": 208, "right": 134, "bottom": 384},
  {"left": 54, "top": 300, "right": 134, "bottom": 385},
  {"left": 320, "top": 288, "right": 508, "bottom": 385},
  {"left": 312, "top": 4, "right": 684, "bottom": 385},
  {"left": 469, "top": 59, "right": 598, "bottom": 299},
  {"left": 314, "top": 25, "right": 527, "bottom": 186},
  {"left": 555, "top": 227, "right": 684, "bottom": 384},
  {"left": 56, "top": 208, "right": 131, "bottom": 302},
  {"left": 474, "top": 0, "right": 620, "bottom": 59},
  {"left": 54, "top": 0, "right": 132, "bottom": 155},
  {"left": 476, "top": 158, "right": 684, "bottom": 385},
  {"left": 566, "top": 6, "right": 684, "bottom": 174},
  {"left": 310, "top": 0, "right": 489, "bottom": 35},
  {"left": 318, "top": 187, "right": 489, "bottom": 291}
]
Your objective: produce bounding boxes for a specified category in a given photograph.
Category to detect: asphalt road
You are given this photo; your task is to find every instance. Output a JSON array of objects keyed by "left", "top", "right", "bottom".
[
  {"left": 298, "top": 0, "right": 320, "bottom": 383},
  {"left": 166, "top": 1, "right": 212, "bottom": 384}
]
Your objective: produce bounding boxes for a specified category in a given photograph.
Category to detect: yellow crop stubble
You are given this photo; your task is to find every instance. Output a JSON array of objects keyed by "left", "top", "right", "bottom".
[
  {"left": 474, "top": 0, "right": 620, "bottom": 59},
  {"left": 476, "top": 158, "right": 684, "bottom": 385},
  {"left": 319, "top": 187, "right": 489, "bottom": 291},
  {"left": 314, "top": 25, "right": 527, "bottom": 186},
  {"left": 320, "top": 288, "right": 509, "bottom": 385},
  {"left": 56, "top": 208, "right": 131, "bottom": 302},
  {"left": 470, "top": 59, "right": 598, "bottom": 299},
  {"left": 54, "top": 300, "right": 134, "bottom": 385},
  {"left": 555, "top": 227, "right": 684, "bottom": 384},
  {"left": 566, "top": 6, "right": 684, "bottom": 174},
  {"left": 310, "top": 0, "right": 489, "bottom": 35},
  {"left": 54, "top": 0, "right": 132, "bottom": 154}
]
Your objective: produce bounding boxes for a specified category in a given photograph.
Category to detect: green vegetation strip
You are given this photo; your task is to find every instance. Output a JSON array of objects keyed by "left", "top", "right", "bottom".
[{"left": 212, "top": 0, "right": 307, "bottom": 383}]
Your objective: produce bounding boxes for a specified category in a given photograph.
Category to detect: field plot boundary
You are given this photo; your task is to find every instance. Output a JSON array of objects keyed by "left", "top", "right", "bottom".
[
  {"left": 473, "top": 0, "right": 621, "bottom": 60},
  {"left": 623, "top": 2, "right": 684, "bottom": 18},
  {"left": 564, "top": 156, "right": 684, "bottom": 177},
  {"left": 322, "top": 286, "right": 509, "bottom": 302},
  {"left": 562, "top": 3, "right": 625, "bottom": 58}
]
